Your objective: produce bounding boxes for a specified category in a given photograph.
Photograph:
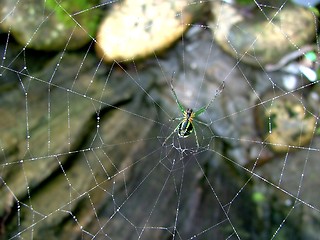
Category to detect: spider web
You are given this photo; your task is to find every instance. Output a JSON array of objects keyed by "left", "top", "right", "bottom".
[{"left": 0, "top": 0, "right": 320, "bottom": 239}]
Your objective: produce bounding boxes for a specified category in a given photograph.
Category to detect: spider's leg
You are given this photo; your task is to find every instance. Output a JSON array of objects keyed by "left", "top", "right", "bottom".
[
  {"left": 193, "top": 124, "right": 200, "bottom": 148},
  {"left": 194, "top": 81, "right": 225, "bottom": 117},
  {"left": 171, "top": 117, "right": 184, "bottom": 121},
  {"left": 193, "top": 119, "right": 209, "bottom": 126},
  {"left": 162, "top": 124, "right": 179, "bottom": 146},
  {"left": 170, "top": 72, "right": 185, "bottom": 114}
]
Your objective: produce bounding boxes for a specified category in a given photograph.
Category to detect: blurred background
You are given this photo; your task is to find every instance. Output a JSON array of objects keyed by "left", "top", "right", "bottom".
[{"left": 0, "top": 0, "right": 320, "bottom": 239}]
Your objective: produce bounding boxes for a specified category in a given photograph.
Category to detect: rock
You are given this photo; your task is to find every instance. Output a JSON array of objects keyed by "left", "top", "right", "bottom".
[
  {"left": 95, "top": 0, "right": 196, "bottom": 62},
  {"left": 210, "top": 1, "right": 316, "bottom": 67},
  {"left": 0, "top": 0, "right": 100, "bottom": 51},
  {"left": 254, "top": 89, "right": 316, "bottom": 153}
]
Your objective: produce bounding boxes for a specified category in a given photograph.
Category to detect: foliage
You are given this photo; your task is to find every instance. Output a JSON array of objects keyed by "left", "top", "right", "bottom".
[
  {"left": 235, "top": 0, "right": 254, "bottom": 6},
  {"left": 45, "top": 0, "right": 101, "bottom": 35}
]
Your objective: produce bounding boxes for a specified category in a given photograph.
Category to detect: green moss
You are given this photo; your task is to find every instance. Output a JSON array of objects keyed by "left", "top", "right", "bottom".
[
  {"left": 236, "top": 0, "right": 254, "bottom": 6},
  {"left": 309, "top": 6, "right": 320, "bottom": 16},
  {"left": 45, "top": 0, "right": 101, "bottom": 35},
  {"left": 269, "top": 113, "right": 278, "bottom": 130},
  {"left": 252, "top": 191, "right": 266, "bottom": 203}
]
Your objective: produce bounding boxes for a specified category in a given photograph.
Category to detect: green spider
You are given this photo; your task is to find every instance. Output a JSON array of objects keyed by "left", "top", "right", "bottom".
[{"left": 163, "top": 76, "right": 225, "bottom": 148}]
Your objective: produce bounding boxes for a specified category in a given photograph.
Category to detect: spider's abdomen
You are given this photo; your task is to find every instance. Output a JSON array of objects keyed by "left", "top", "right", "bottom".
[{"left": 178, "top": 120, "right": 193, "bottom": 138}]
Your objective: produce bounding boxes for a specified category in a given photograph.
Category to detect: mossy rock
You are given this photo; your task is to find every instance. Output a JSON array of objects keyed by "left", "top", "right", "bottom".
[
  {"left": 210, "top": 1, "right": 316, "bottom": 67},
  {"left": 0, "top": 0, "right": 101, "bottom": 51},
  {"left": 255, "top": 89, "right": 316, "bottom": 153}
]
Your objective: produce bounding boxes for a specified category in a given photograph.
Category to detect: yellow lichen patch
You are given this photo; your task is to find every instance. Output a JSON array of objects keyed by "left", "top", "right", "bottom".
[{"left": 95, "top": 0, "right": 193, "bottom": 62}]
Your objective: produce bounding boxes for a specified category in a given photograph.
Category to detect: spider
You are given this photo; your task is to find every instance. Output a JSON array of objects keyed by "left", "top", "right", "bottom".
[{"left": 163, "top": 75, "right": 225, "bottom": 148}]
